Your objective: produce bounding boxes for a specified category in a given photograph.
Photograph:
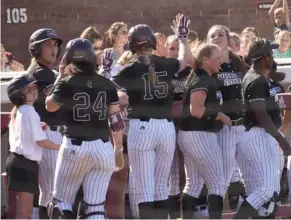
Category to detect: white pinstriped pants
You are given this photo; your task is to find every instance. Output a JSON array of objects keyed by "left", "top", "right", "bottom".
[
  {"left": 237, "top": 128, "right": 278, "bottom": 209},
  {"left": 53, "top": 136, "right": 115, "bottom": 218},
  {"left": 177, "top": 130, "right": 226, "bottom": 198},
  {"left": 38, "top": 128, "right": 62, "bottom": 207},
  {"left": 127, "top": 119, "right": 176, "bottom": 204},
  {"left": 217, "top": 125, "right": 245, "bottom": 186}
]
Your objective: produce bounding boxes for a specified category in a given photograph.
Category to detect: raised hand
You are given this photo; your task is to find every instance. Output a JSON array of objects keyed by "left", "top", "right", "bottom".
[
  {"left": 101, "top": 49, "right": 114, "bottom": 70},
  {"left": 171, "top": 13, "right": 191, "bottom": 39}
]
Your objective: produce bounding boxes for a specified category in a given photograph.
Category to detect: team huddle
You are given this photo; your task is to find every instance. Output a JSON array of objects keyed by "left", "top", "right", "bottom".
[{"left": 4, "top": 12, "right": 291, "bottom": 219}]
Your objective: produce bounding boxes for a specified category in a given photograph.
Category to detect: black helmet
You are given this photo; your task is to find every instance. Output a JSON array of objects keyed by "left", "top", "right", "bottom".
[
  {"left": 7, "top": 75, "right": 37, "bottom": 106},
  {"left": 128, "top": 24, "right": 157, "bottom": 53},
  {"left": 29, "top": 28, "right": 63, "bottom": 58},
  {"left": 64, "top": 38, "right": 96, "bottom": 66}
]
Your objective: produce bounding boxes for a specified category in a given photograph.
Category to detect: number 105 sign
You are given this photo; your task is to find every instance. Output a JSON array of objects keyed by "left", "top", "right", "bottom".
[{"left": 6, "top": 8, "right": 28, "bottom": 24}]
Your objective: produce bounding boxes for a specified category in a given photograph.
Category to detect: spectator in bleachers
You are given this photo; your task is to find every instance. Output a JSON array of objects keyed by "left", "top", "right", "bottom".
[
  {"left": 229, "top": 32, "right": 241, "bottom": 54},
  {"left": 154, "top": 32, "right": 167, "bottom": 56},
  {"left": 80, "top": 26, "right": 103, "bottom": 67},
  {"left": 269, "top": 0, "right": 291, "bottom": 38},
  {"left": 1, "top": 44, "right": 25, "bottom": 71},
  {"left": 273, "top": 30, "right": 291, "bottom": 58},
  {"left": 239, "top": 27, "right": 259, "bottom": 57}
]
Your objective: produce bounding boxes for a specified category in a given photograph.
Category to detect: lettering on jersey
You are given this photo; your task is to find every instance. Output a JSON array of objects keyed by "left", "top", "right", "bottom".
[
  {"left": 172, "top": 78, "right": 187, "bottom": 94},
  {"left": 217, "top": 72, "right": 242, "bottom": 86},
  {"left": 216, "top": 91, "right": 223, "bottom": 105},
  {"left": 278, "top": 96, "right": 286, "bottom": 109}
]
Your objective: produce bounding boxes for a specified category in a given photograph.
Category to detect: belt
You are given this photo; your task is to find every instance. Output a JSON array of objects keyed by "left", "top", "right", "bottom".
[
  {"left": 232, "top": 118, "right": 244, "bottom": 126},
  {"left": 70, "top": 137, "right": 109, "bottom": 146},
  {"left": 139, "top": 117, "right": 172, "bottom": 122}
]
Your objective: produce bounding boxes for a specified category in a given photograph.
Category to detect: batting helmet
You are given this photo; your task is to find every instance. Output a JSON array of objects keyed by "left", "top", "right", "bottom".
[
  {"left": 64, "top": 38, "right": 96, "bottom": 66},
  {"left": 29, "top": 28, "right": 63, "bottom": 58},
  {"left": 128, "top": 24, "right": 157, "bottom": 53},
  {"left": 7, "top": 75, "right": 37, "bottom": 106}
]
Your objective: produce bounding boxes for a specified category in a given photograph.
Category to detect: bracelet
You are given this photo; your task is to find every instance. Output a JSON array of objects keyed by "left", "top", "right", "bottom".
[{"left": 114, "top": 146, "right": 124, "bottom": 152}]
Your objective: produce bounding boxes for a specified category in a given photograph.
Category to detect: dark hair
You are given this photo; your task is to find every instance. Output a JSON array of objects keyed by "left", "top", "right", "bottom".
[
  {"left": 247, "top": 38, "right": 270, "bottom": 63},
  {"left": 64, "top": 61, "right": 96, "bottom": 75},
  {"left": 207, "top": 25, "right": 230, "bottom": 43},
  {"left": 104, "top": 22, "right": 127, "bottom": 48},
  {"left": 80, "top": 26, "right": 103, "bottom": 50},
  {"left": 242, "top": 27, "right": 259, "bottom": 37}
]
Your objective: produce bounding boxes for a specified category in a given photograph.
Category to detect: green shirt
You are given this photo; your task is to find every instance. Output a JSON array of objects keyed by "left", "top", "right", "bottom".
[{"left": 273, "top": 48, "right": 291, "bottom": 58}]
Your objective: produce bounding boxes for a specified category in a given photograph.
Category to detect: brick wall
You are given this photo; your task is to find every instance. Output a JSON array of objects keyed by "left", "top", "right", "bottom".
[{"left": 1, "top": 0, "right": 291, "bottom": 68}]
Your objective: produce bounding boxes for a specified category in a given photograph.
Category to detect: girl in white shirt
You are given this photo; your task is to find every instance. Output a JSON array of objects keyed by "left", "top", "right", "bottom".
[{"left": 6, "top": 75, "right": 60, "bottom": 219}]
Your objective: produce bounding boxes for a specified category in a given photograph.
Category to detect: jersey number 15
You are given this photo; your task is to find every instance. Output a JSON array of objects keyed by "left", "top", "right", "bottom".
[
  {"left": 73, "top": 92, "right": 107, "bottom": 122},
  {"left": 142, "top": 71, "right": 168, "bottom": 100}
]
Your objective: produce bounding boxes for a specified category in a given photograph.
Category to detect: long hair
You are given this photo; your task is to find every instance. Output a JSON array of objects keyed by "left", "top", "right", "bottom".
[
  {"left": 104, "top": 22, "right": 127, "bottom": 48},
  {"left": 80, "top": 26, "right": 103, "bottom": 50},
  {"left": 207, "top": 25, "right": 230, "bottom": 44},
  {"left": 64, "top": 61, "right": 96, "bottom": 75}
]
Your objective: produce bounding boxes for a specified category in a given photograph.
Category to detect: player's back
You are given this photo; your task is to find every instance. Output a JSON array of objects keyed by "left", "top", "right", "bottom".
[{"left": 60, "top": 73, "right": 116, "bottom": 141}]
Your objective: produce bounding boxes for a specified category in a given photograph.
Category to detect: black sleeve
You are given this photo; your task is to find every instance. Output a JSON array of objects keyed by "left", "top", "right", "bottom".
[
  {"left": 166, "top": 57, "right": 180, "bottom": 75},
  {"left": 111, "top": 66, "right": 132, "bottom": 91},
  {"left": 51, "top": 79, "right": 69, "bottom": 105},
  {"left": 247, "top": 77, "right": 269, "bottom": 102},
  {"left": 107, "top": 81, "right": 120, "bottom": 105},
  {"left": 188, "top": 76, "right": 210, "bottom": 94}
]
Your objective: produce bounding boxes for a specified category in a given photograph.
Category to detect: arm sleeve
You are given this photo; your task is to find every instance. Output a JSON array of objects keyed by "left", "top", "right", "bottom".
[
  {"left": 111, "top": 67, "right": 131, "bottom": 91},
  {"left": 24, "top": 110, "right": 47, "bottom": 142},
  {"left": 107, "top": 81, "right": 120, "bottom": 105},
  {"left": 166, "top": 57, "right": 180, "bottom": 75},
  {"left": 50, "top": 79, "right": 68, "bottom": 105},
  {"left": 247, "top": 78, "right": 269, "bottom": 102}
]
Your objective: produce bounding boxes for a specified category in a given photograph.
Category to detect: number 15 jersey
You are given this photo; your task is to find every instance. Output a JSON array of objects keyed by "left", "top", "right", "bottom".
[
  {"left": 51, "top": 71, "right": 119, "bottom": 141},
  {"left": 112, "top": 55, "right": 180, "bottom": 119}
]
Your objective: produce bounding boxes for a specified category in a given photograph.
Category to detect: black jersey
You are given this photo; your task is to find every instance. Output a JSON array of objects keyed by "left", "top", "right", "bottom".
[
  {"left": 179, "top": 68, "right": 224, "bottom": 132},
  {"left": 28, "top": 62, "right": 60, "bottom": 126},
  {"left": 51, "top": 71, "right": 119, "bottom": 141},
  {"left": 216, "top": 62, "right": 245, "bottom": 121},
  {"left": 172, "top": 66, "right": 191, "bottom": 101},
  {"left": 112, "top": 55, "right": 180, "bottom": 120},
  {"left": 242, "top": 69, "right": 282, "bottom": 129}
]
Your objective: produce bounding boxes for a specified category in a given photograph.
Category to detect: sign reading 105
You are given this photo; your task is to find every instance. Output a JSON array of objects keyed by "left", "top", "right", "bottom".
[{"left": 6, "top": 8, "right": 28, "bottom": 24}]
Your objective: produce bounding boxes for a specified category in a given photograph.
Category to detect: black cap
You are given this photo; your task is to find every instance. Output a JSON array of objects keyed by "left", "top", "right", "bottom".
[{"left": 7, "top": 75, "right": 37, "bottom": 96}]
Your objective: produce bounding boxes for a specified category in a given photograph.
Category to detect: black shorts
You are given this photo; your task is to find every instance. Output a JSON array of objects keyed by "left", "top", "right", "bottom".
[{"left": 6, "top": 153, "right": 39, "bottom": 194}]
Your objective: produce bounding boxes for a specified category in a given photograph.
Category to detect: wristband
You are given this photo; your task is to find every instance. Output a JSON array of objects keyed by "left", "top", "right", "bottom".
[{"left": 202, "top": 107, "right": 218, "bottom": 122}]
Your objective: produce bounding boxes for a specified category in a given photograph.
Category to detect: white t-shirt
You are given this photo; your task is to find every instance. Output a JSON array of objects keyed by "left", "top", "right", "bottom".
[{"left": 9, "top": 105, "right": 47, "bottom": 162}]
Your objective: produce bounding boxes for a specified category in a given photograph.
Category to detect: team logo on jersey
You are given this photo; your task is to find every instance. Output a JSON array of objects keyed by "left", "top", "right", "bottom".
[
  {"left": 217, "top": 72, "right": 242, "bottom": 86},
  {"left": 172, "top": 78, "right": 187, "bottom": 93},
  {"left": 216, "top": 91, "right": 223, "bottom": 105},
  {"left": 269, "top": 87, "right": 279, "bottom": 102},
  {"left": 87, "top": 80, "right": 92, "bottom": 88}
]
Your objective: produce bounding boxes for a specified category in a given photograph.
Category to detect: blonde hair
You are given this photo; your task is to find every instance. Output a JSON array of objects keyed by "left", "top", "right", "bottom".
[
  {"left": 165, "top": 35, "right": 178, "bottom": 47},
  {"left": 275, "top": 30, "right": 291, "bottom": 42},
  {"left": 186, "top": 42, "right": 219, "bottom": 87},
  {"left": 104, "top": 22, "right": 127, "bottom": 48},
  {"left": 154, "top": 32, "right": 167, "bottom": 44},
  {"left": 117, "top": 51, "right": 134, "bottom": 65}
]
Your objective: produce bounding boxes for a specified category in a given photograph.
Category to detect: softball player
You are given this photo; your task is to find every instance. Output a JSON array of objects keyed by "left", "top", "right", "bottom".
[
  {"left": 6, "top": 75, "right": 60, "bottom": 219},
  {"left": 236, "top": 38, "right": 291, "bottom": 219},
  {"left": 207, "top": 25, "right": 247, "bottom": 189},
  {"left": 166, "top": 34, "right": 191, "bottom": 219},
  {"left": 27, "top": 28, "right": 64, "bottom": 218},
  {"left": 178, "top": 42, "right": 231, "bottom": 219},
  {"left": 112, "top": 14, "right": 191, "bottom": 219},
  {"left": 45, "top": 38, "right": 124, "bottom": 219}
]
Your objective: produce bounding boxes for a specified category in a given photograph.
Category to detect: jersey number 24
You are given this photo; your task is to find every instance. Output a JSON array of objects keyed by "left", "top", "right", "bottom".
[{"left": 73, "top": 92, "right": 107, "bottom": 122}]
